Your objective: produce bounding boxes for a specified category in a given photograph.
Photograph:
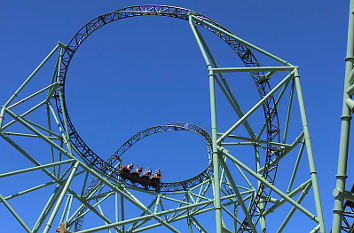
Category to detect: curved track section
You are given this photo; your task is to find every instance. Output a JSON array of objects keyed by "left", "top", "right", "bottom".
[
  {"left": 54, "top": 5, "right": 280, "bottom": 231},
  {"left": 107, "top": 122, "right": 213, "bottom": 190},
  {"left": 72, "top": 122, "right": 212, "bottom": 231}
]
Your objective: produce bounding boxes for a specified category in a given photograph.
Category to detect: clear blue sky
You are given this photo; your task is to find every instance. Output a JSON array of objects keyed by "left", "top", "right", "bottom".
[{"left": 0, "top": 0, "right": 352, "bottom": 232}]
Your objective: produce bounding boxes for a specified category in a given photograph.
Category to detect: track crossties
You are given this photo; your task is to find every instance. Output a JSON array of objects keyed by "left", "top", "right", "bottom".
[{"left": 55, "top": 6, "right": 280, "bottom": 231}]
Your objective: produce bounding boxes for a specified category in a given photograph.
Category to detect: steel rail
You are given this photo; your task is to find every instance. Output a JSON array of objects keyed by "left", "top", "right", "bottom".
[
  {"left": 72, "top": 123, "right": 212, "bottom": 231},
  {"left": 53, "top": 5, "right": 280, "bottom": 232}
]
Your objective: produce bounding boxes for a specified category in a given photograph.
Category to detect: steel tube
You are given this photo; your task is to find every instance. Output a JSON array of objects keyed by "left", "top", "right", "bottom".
[
  {"left": 43, "top": 161, "right": 79, "bottom": 233},
  {"left": 332, "top": 1, "right": 354, "bottom": 231},
  {"left": 219, "top": 158, "right": 257, "bottom": 232},
  {"left": 189, "top": 15, "right": 223, "bottom": 233},
  {"left": 194, "top": 24, "right": 256, "bottom": 139},
  {"left": 191, "top": 15, "right": 291, "bottom": 66},
  {"left": 211, "top": 66, "right": 294, "bottom": 73},
  {"left": 220, "top": 148, "right": 319, "bottom": 222},
  {"left": 0, "top": 159, "right": 74, "bottom": 178},
  {"left": 282, "top": 79, "right": 295, "bottom": 143},
  {"left": 218, "top": 71, "right": 294, "bottom": 143},
  {"left": 294, "top": 69, "right": 325, "bottom": 232}
]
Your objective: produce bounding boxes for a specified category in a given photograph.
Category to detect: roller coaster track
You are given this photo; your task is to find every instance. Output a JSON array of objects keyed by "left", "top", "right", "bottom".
[
  {"left": 72, "top": 122, "right": 212, "bottom": 231},
  {"left": 54, "top": 5, "right": 280, "bottom": 232}
]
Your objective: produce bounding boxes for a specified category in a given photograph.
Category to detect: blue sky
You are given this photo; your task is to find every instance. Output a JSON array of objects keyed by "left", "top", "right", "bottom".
[{"left": 0, "top": 0, "right": 352, "bottom": 232}]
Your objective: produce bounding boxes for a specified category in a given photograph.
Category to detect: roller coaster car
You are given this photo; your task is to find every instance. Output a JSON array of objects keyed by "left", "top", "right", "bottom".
[
  {"left": 139, "top": 169, "right": 152, "bottom": 189},
  {"left": 150, "top": 169, "right": 162, "bottom": 190}
]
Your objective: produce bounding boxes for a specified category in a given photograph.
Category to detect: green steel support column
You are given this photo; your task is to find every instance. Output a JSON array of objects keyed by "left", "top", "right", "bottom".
[
  {"left": 115, "top": 192, "right": 119, "bottom": 233},
  {"left": 209, "top": 64, "right": 223, "bottom": 233},
  {"left": 293, "top": 69, "right": 325, "bottom": 232},
  {"left": 332, "top": 0, "right": 354, "bottom": 232},
  {"left": 234, "top": 203, "right": 237, "bottom": 232},
  {"left": 189, "top": 15, "right": 223, "bottom": 233},
  {"left": 255, "top": 145, "right": 266, "bottom": 232},
  {"left": 187, "top": 217, "right": 193, "bottom": 233},
  {"left": 193, "top": 25, "right": 256, "bottom": 139},
  {"left": 121, "top": 193, "right": 125, "bottom": 233},
  {"left": 43, "top": 161, "right": 79, "bottom": 233}
]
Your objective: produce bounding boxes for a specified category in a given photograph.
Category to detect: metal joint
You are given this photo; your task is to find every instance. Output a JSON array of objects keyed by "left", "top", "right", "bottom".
[
  {"left": 344, "top": 56, "right": 354, "bottom": 62},
  {"left": 340, "top": 115, "right": 352, "bottom": 120}
]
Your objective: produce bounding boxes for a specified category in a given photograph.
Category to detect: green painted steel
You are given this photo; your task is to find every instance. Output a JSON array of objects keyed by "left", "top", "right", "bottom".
[
  {"left": 189, "top": 15, "right": 223, "bottom": 233},
  {"left": 219, "top": 158, "right": 257, "bottom": 232},
  {"left": 277, "top": 182, "right": 312, "bottom": 233},
  {"left": 211, "top": 66, "right": 294, "bottom": 73},
  {"left": 293, "top": 68, "right": 325, "bottom": 232},
  {"left": 190, "top": 15, "right": 291, "bottom": 66},
  {"left": 331, "top": 0, "right": 354, "bottom": 232},
  {"left": 193, "top": 23, "right": 256, "bottom": 139},
  {"left": 0, "top": 6, "right": 328, "bottom": 233},
  {"left": 217, "top": 71, "right": 294, "bottom": 143},
  {"left": 220, "top": 147, "right": 319, "bottom": 223}
]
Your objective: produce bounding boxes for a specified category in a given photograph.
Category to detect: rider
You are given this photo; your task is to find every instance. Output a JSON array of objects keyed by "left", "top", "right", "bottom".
[
  {"left": 142, "top": 169, "right": 152, "bottom": 178},
  {"left": 127, "top": 163, "right": 134, "bottom": 171},
  {"left": 151, "top": 169, "right": 161, "bottom": 179}
]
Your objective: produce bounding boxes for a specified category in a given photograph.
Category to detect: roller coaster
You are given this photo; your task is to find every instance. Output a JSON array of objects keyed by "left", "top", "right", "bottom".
[{"left": 0, "top": 4, "right": 352, "bottom": 233}]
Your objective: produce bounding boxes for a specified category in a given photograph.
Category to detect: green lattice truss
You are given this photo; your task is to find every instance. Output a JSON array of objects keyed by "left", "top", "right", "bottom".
[{"left": 0, "top": 14, "right": 325, "bottom": 233}]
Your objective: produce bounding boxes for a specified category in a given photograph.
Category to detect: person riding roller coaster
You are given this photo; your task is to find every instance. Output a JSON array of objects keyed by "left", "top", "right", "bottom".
[
  {"left": 130, "top": 166, "right": 143, "bottom": 184},
  {"left": 118, "top": 163, "right": 134, "bottom": 182},
  {"left": 139, "top": 169, "right": 152, "bottom": 189},
  {"left": 151, "top": 169, "right": 162, "bottom": 190}
]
